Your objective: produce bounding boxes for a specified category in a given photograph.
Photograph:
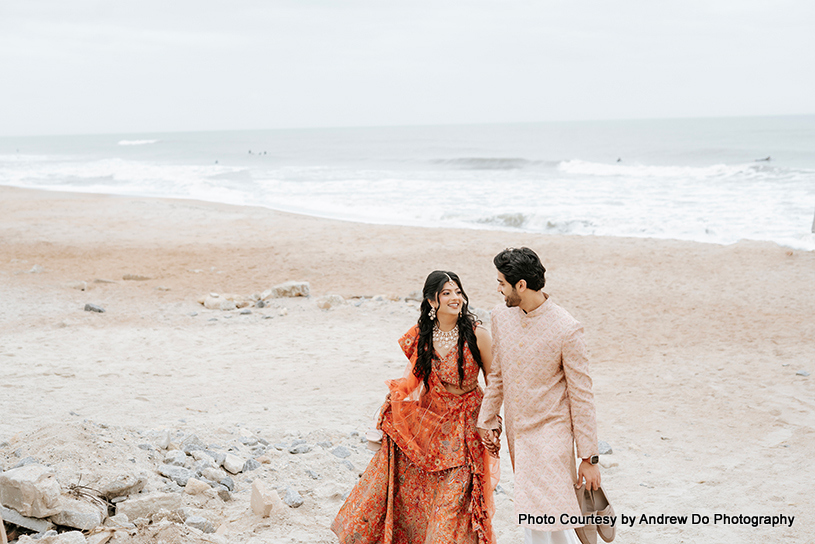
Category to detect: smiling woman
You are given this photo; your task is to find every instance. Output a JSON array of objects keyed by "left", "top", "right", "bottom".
[{"left": 331, "top": 270, "right": 500, "bottom": 544}]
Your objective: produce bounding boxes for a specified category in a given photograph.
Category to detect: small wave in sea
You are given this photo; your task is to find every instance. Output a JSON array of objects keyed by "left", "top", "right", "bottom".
[
  {"left": 431, "top": 157, "right": 534, "bottom": 170},
  {"left": 117, "top": 139, "right": 159, "bottom": 146}
]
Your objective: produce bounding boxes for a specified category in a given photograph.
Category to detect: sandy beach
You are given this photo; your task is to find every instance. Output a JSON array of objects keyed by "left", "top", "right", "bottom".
[{"left": 1, "top": 185, "right": 813, "bottom": 543}]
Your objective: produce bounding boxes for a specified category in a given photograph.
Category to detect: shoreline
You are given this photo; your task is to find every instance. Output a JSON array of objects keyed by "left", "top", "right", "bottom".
[
  {"left": 3, "top": 183, "right": 813, "bottom": 252},
  {"left": 2, "top": 185, "right": 813, "bottom": 543}
]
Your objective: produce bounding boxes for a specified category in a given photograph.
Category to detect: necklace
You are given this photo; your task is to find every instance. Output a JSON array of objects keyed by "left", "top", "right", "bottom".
[{"left": 433, "top": 324, "right": 459, "bottom": 352}]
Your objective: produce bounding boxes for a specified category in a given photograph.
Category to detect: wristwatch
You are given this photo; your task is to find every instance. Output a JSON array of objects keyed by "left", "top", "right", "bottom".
[{"left": 584, "top": 455, "right": 599, "bottom": 465}]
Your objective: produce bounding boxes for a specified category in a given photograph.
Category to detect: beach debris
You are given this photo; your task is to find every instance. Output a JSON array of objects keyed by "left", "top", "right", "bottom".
[
  {"left": 797, "top": 370, "right": 810, "bottom": 376},
  {"left": 84, "top": 304, "right": 105, "bottom": 313},
  {"left": 122, "top": 274, "right": 150, "bottom": 281},
  {"left": 0, "top": 464, "right": 62, "bottom": 518},
  {"left": 250, "top": 480, "right": 283, "bottom": 517},
  {"left": 93, "top": 279, "right": 116, "bottom": 284},
  {"left": 598, "top": 440, "right": 613, "bottom": 455},
  {"left": 316, "top": 294, "right": 345, "bottom": 310}
]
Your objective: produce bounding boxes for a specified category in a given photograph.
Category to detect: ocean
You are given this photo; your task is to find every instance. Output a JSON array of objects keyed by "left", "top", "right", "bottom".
[{"left": 2, "top": 115, "right": 814, "bottom": 250}]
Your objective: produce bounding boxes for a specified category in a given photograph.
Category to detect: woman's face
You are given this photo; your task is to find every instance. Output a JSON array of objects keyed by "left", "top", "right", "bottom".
[{"left": 432, "top": 281, "right": 464, "bottom": 318}]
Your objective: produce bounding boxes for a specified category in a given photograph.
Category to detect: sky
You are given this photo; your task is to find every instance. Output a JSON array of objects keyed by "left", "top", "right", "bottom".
[{"left": 1, "top": 0, "right": 813, "bottom": 136}]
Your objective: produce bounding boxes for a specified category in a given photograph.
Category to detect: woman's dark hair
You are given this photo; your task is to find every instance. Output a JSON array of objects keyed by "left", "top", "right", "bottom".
[
  {"left": 413, "top": 270, "right": 483, "bottom": 389},
  {"left": 493, "top": 247, "right": 546, "bottom": 291}
]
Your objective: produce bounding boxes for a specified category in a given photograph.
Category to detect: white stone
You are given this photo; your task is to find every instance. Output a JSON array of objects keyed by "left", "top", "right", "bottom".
[
  {"left": 0, "top": 464, "right": 62, "bottom": 518},
  {"left": 86, "top": 531, "right": 113, "bottom": 544},
  {"left": 271, "top": 281, "right": 310, "bottom": 298},
  {"left": 49, "top": 495, "right": 105, "bottom": 530},
  {"left": 250, "top": 480, "right": 283, "bottom": 518},
  {"left": 201, "top": 467, "right": 227, "bottom": 482},
  {"left": 219, "top": 299, "right": 237, "bottom": 311},
  {"left": 184, "top": 478, "right": 210, "bottom": 496},
  {"left": 115, "top": 492, "right": 181, "bottom": 520},
  {"left": 100, "top": 473, "right": 146, "bottom": 500},
  {"left": 222, "top": 454, "right": 245, "bottom": 474},
  {"left": 316, "top": 294, "right": 345, "bottom": 310}
]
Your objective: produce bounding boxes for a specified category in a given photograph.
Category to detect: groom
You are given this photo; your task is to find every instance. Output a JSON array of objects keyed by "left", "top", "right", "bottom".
[{"left": 478, "top": 247, "right": 600, "bottom": 544}]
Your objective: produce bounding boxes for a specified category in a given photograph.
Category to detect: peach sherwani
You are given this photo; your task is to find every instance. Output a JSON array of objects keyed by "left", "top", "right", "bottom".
[{"left": 478, "top": 295, "right": 598, "bottom": 530}]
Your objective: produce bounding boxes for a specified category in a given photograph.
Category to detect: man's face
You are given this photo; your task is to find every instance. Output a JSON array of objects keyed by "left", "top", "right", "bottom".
[{"left": 497, "top": 271, "right": 521, "bottom": 307}]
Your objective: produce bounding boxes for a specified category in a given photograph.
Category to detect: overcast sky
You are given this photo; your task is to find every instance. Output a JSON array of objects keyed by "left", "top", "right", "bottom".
[{"left": 1, "top": 0, "right": 813, "bottom": 136}]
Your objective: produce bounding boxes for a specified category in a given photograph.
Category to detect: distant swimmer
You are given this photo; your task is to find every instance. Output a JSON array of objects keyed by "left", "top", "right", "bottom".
[
  {"left": 616, "top": 158, "right": 622, "bottom": 162},
  {"left": 755, "top": 156, "right": 771, "bottom": 162}
]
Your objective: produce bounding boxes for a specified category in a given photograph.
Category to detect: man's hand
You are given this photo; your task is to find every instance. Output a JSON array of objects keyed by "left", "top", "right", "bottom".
[
  {"left": 477, "top": 427, "right": 500, "bottom": 458},
  {"left": 577, "top": 460, "right": 601, "bottom": 490}
]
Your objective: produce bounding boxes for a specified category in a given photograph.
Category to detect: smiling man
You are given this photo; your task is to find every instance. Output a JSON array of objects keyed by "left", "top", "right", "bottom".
[{"left": 477, "top": 247, "right": 601, "bottom": 544}]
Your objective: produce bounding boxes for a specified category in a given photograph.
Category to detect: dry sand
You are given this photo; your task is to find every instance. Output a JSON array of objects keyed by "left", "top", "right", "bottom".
[{"left": 1, "top": 185, "right": 813, "bottom": 543}]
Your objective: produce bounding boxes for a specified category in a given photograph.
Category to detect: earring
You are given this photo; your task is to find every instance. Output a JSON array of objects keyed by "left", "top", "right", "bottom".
[{"left": 428, "top": 307, "right": 436, "bottom": 320}]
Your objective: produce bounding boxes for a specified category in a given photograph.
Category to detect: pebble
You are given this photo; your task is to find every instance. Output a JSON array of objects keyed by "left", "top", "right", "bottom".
[
  {"left": 273, "top": 442, "right": 288, "bottom": 451},
  {"left": 12, "top": 456, "right": 38, "bottom": 468},
  {"left": 331, "top": 446, "right": 351, "bottom": 459},
  {"left": 339, "top": 460, "right": 354, "bottom": 471},
  {"left": 164, "top": 450, "right": 187, "bottom": 466},
  {"left": 282, "top": 486, "right": 304, "bottom": 508},
  {"left": 289, "top": 444, "right": 311, "bottom": 455},
  {"left": 84, "top": 303, "right": 105, "bottom": 313},
  {"left": 186, "top": 515, "right": 215, "bottom": 533},
  {"left": 240, "top": 309, "right": 252, "bottom": 315},
  {"left": 157, "top": 464, "right": 193, "bottom": 486},
  {"left": 316, "top": 441, "right": 333, "bottom": 449},
  {"left": 796, "top": 370, "right": 810, "bottom": 376},
  {"left": 137, "top": 443, "right": 152, "bottom": 451},
  {"left": 243, "top": 459, "right": 261, "bottom": 472},
  {"left": 220, "top": 476, "right": 235, "bottom": 492},
  {"left": 262, "top": 315, "right": 274, "bottom": 320},
  {"left": 306, "top": 469, "right": 321, "bottom": 480},
  {"left": 598, "top": 440, "right": 613, "bottom": 455}
]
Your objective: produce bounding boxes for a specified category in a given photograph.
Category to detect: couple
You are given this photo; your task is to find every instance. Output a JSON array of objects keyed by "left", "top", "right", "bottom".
[{"left": 332, "top": 247, "right": 601, "bottom": 544}]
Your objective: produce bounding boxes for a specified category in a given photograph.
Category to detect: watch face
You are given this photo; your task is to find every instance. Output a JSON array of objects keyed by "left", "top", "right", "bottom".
[{"left": 591, "top": 455, "right": 599, "bottom": 465}]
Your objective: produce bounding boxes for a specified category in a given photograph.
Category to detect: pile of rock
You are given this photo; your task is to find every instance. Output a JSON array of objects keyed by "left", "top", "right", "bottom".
[
  {"left": 198, "top": 281, "right": 310, "bottom": 311},
  {"left": 1, "top": 422, "right": 372, "bottom": 544}
]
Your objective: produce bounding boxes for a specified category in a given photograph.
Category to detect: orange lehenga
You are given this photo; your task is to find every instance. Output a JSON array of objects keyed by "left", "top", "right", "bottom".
[{"left": 331, "top": 326, "right": 499, "bottom": 544}]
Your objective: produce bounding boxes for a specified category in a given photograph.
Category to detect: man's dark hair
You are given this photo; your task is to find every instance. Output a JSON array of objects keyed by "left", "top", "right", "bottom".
[{"left": 493, "top": 247, "right": 546, "bottom": 291}]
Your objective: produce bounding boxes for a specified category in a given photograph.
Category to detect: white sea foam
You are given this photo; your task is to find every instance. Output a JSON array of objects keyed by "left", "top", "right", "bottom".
[{"left": 117, "top": 139, "right": 159, "bottom": 146}]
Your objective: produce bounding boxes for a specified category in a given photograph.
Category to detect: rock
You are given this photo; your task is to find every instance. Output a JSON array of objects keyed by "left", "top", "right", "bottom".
[
  {"left": 598, "top": 440, "right": 613, "bottom": 455},
  {"left": 599, "top": 458, "right": 619, "bottom": 469},
  {"left": 282, "top": 486, "right": 304, "bottom": 508},
  {"left": 331, "top": 446, "right": 351, "bottom": 459},
  {"left": 288, "top": 443, "right": 311, "bottom": 455},
  {"left": 201, "top": 467, "right": 227, "bottom": 482},
  {"left": 122, "top": 274, "right": 150, "bottom": 281},
  {"left": 219, "top": 299, "right": 237, "bottom": 311},
  {"left": 103, "top": 513, "right": 135, "bottom": 529},
  {"left": 181, "top": 434, "right": 206, "bottom": 453},
  {"left": 305, "top": 470, "right": 320, "bottom": 480},
  {"left": 0, "top": 464, "right": 62, "bottom": 517},
  {"left": 86, "top": 531, "right": 114, "bottom": 544},
  {"left": 339, "top": 460, "right": 354, "bottom": 471},
  {"left": 137, "top": 444, "right": 152, "bottom": 451},
  {"left": 115, "top": 492, "right": 181, "bottom": 520},
  {"left": 250, "top": 480, "right": 283, "bottom": 517},
  {"left": 203, "top": 295, "right": 221, "bottom": 310},
  {"left": 185, "top": 515, "right": 215, "bottom": 533},
  {"left": 316, "top": 295, "right": 345, "bottom": 310},
  {"left": 203, "top": 450, "right": 226, "bottom": 466},
  {"left": 243, "top": 459, "right": 261, "bottom": 472},
  {"left": 239, "top": 309, "right": 251, "bottom": 315},
  {"left": 261, "top": 289, "right": 273, "bottom": 300},
  {"left": 12, "top": 456, "right": 38, "bottom": 469},
  {"left": 219, "top": 476, "right": 234, "bottom": 492},
  {"left": 156, "top": 465, "right": 192, "bottom": 486},
  {"left": 270, "top": 281, "right": 310, "bottom": 298},
  {"left": 27, "top": 265, "right": 44, "bottom": 274},
  {"left": 278, "top": 307, "right": 288, "bottom": 316},
  {"left": 19, "top": 530, "right": 87, "bottom": 544},
  {"left": 239, "top": 436, "right": 258, "bottom": 446},
  {"left": 184, "top": 478, "right": 210, "bottom": 496},
  {"left": 255, "top": 300, "right": 266, "bottom": 308},
  {"left": 213, "top": 485, "right": 231, "bottom": 502},
  {"left": 222, "top": 454, "right": 245, "bottom": 474},
  {"left": 316, "top": 441, "right": 332, "bottom": 449},
  {"left": 797, "top": 370, "right": 810, "bottom": 376},
  {"left": 0, "top": 504, "right": 54, "bottom": 533},
  {"left": 49, "top": 495, "right": 105, "bottom": 530},
  {"left": 101, "top": 473, "right": 146, "bottom": 500},
  {"left": 405, "top": 290, "right": 423, "bottom": 302},
  {"left": 163, "top": 450, "right": 187, "bottom": 466},
  {"left": 256, "top": 455, "right": 272, "bottom": 464},
  {"left": 156, "top": 429, "right": 171, "bottom": 450},
  {"left": 84, "top": 303, "right": 105, "bottom": 313}
]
